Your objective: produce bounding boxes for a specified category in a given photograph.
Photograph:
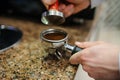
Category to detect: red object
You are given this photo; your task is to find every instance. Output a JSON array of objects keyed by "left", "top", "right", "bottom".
[{"left": 49, "top": 0, "right": 59, "bottom": 10}]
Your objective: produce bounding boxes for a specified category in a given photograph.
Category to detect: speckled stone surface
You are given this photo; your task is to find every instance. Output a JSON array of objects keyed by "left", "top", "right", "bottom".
[{"left": 0, "top": 16, "right": 91, "bottom": 80}]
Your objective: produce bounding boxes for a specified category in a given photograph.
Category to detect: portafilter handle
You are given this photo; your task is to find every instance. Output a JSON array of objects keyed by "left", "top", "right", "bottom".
[{"left": 64, "top": 44, "right": 83, "bottom": 54}]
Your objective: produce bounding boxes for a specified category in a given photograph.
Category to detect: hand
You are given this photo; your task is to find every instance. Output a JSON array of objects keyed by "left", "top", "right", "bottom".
[
  {"left": 69, "top": 41, "right": 120, "bottom": 80},
  {"left": 41, "top": 0, "right": 90, "bottom": 17}
]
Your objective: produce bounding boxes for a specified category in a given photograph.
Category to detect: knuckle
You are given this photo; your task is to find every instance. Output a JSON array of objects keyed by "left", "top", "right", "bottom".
[
  {"left": 82, "top": 65, "right": 91, "bottom": 72},
  {"left": 88, "top": 73, "right": 95, "bottom": 78},
  {"left": 82, "top": 65, "right": 88, "bottom": 72}
]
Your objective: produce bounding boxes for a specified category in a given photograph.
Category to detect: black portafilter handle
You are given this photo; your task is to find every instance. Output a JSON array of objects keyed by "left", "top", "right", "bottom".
[{"left": 64, "top": 44, "right": 83, "bottom": 55}]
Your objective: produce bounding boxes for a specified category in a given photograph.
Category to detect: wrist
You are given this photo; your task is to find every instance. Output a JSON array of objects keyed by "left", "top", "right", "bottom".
[{"left": 118, "top": 52, "right": 120, "bottom": 75}]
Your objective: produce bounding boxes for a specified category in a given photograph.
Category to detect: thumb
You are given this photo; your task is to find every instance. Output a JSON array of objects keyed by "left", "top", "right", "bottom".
[
  {"left": 75, "top": 41, "right": 104, "bottom": 48},
  {"left": 42, "top": 0, "right": 57, "bottom": 5},
  {"left": 69, "top": 51, "right": 82, "bottom": 64}
]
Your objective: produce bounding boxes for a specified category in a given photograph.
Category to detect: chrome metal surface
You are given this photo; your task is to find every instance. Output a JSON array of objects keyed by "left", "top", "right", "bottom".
[
  {"left": 40, "top": 28, "right": 68, "bottom": 43},
  {"left": 40, "top": 28, "right": 68, "bottom": 59},
  {"left": 41, "top": 10, "right": 65, "bottom": 25},
  {"left": 64, "top": 44, "right": 74, "bottom": 53}
]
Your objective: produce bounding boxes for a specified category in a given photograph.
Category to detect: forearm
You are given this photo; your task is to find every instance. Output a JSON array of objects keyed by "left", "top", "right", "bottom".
[{"left": 91, "top": 0, "right": 105, "bottom": 8}]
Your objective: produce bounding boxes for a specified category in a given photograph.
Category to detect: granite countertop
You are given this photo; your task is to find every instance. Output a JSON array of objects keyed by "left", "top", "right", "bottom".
[{"left": 0, "top": 16, "right": 92, "bottom": 80}]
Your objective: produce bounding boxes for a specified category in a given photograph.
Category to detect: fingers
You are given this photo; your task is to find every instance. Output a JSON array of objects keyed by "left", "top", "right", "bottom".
[
  {"left": 67, "top": 0, "right": 83, "bottom": 4},
  {"left": 41, "top": 0, "right": 90, "bottom": 17},
  {"left": 69, "top": 49, "right": 89, "bottom": 64},
  {"left": 75, "top": 41, "right": 105, "bottom": 48},
  {"left": 59, "top": 4, "right": 74, "bottom": 17},
  {"left": 69, "top": 52, "right": 82, "bottom": 64},
  {"left": 42, "top": 0, "right": 74, "bottom": 17},
  {"left": 69, "top": 41, "right": 105, "bottom": 64},
  {"left": 42, "top": 0, "right": 57, "bottom": 9},
  {"left": 42, "top": 0, "right": 56, "bottom": 5},
  {"left": 73, "top": 0, "right": 90, "bottom": 14}
]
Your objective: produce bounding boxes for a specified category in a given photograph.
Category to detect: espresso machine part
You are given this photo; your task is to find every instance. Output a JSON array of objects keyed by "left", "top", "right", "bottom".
[
  {"left": 41, "top": 0, "right": 65, "bottom": 25},
  {"left": 52, "top": 43, "right": 82, "bottom": 59},
  {"left": 40, "top": 28, "right": 82, "bottom": 59},
  {"left": 64, "top": 44, "right": 82, "bottom": 54},
  {"left": 40, "top": 28, "right": 68, "bottom": 59},
  {"left": 53, "top": 43, "right": 82, "bottom": 59}
]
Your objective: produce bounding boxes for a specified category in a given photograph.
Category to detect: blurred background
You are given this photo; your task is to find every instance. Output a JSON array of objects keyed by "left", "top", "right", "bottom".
[{"left": 0, "top": 0, "right": 95, "bottom": 25}]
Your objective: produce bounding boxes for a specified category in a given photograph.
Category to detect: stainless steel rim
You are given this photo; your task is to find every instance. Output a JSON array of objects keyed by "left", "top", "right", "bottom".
[
  {"left": 41, "top": 10, "right": 65, "bottom": 25},
  {"left": 40, "top": 28, "right": 68, "bottom": 43}
]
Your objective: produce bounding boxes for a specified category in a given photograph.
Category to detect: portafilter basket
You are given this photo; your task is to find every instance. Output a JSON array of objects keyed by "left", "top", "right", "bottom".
[{"left": 40, "top": 29, "right": 82, "bottom": 59}]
